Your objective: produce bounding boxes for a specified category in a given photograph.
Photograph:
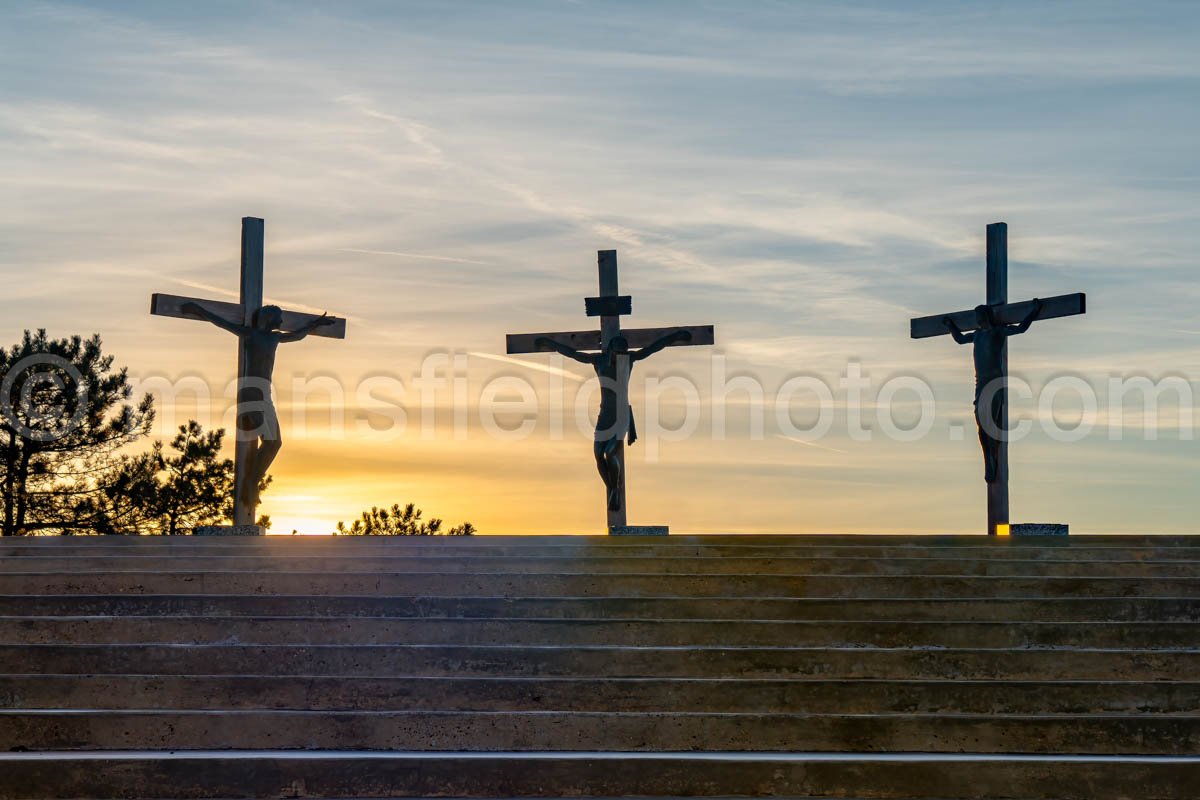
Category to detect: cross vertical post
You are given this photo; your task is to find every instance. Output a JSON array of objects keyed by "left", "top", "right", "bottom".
[
  {"left": 151, "top": 216, "right": 346, "bottom": 532},
  {"left": 235, "top": 218, "right": 265, "bottom": 526},
  {"left": 597, "top": 250, "right": 627, "bottom": 529},
  {"left": 985, "top": 223, "right": 1009, "bottom": 537}
]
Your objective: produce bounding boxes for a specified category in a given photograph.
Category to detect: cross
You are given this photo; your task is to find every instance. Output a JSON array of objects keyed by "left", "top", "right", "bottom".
[
  {"left": 506, "top": 250, "right": 714, "bottom": 532},
  {"left": 149, "top": 217, "right": 346, "bottom": 527},
  {"left": 910, "top": 222, "right": 1086, "bottom": 536}
]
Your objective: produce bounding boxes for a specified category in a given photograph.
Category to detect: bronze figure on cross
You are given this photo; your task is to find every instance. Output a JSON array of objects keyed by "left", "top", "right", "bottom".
[
  {"left": 179, "top": 301, "right": 336, "bottom": 512},
  {"left": 942, "top": 298, "right": 1044, "bottom": 483},
  {"left": 535, "top": 329, "right": 692, "bottom": 511}
]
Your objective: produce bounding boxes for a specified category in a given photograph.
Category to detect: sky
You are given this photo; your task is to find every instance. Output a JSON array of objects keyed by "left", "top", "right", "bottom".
[{"left": 1, "top": 1, "right": 1197, "bottom": 534}]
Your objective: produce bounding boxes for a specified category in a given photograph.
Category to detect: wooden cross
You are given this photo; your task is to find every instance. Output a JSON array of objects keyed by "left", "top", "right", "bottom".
[
  {"left": 910, "top": 222, "right": 1086, "bottom": 536},
  {"left": 506, "top": 250, "right": 714, "bottom": 532},
  {"left": 149, "top": 217, "right": 346, "bottom": 526}
]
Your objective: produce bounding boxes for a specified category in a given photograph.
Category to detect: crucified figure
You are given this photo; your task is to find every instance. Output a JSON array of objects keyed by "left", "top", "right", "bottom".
[
  {"left": 943, "top": 298, "right": 1043, "bottom": 483},
  {"left": 181, "top": 301, "right": 335, "bottom": 509},
  {"left": 534, "top": 329, "right": 692, "bottom": 510}
]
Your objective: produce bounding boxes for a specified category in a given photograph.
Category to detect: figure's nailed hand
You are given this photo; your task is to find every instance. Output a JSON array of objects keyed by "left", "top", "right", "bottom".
[
  {"left": 181, "top": 302, "right": 203, "bottom": 316},
  {"left": 316, "top": 312, "right": 336, "bottom": 326},
  {"left": 941, "top": 316, "right": 953, "bottom": 328},
  {"left": 677, "top": 329, "right": 693, "bottom": 342},
  {"left": 534, "top": 337, "right": 551, "bottom": 348},
  {"left": 1032, "top": 297, "right": 1044, "bottom": 313}
]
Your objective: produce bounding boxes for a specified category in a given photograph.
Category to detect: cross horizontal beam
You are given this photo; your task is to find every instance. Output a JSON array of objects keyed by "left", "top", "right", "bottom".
[
  {"left": 584, "top": 296, "right": 632, "bottom": 317},
  {"left": 910, "top": 292, "right": 1085, "bottom": 340},
  {"left": 507, "top": 325, "right": 714, "bottom": 355},
  {"left": 150, "top": 293, "right": 347, "bottom": 340}
]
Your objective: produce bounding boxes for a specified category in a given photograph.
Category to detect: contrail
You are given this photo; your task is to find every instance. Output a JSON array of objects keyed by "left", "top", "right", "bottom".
[
  {"left": 339, "top": 248, "right": 488, "bottom": 266},
  {"left": 775, "top": 434, "right": 848, "bottom": 454},
  {"left": 468, "top": 351, "right": 587, "bottom": 383}
]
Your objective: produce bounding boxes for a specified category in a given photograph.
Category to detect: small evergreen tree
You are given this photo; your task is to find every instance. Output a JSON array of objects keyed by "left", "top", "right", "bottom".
[
  {"left": 0, "top": 330, "right": 153, "bottom": 535},
  {"left": 91, "top": 421, "right": 271, "bottom": 535},
  {"left": 336, "top": 503, "right": 474, "bottom": 536}
]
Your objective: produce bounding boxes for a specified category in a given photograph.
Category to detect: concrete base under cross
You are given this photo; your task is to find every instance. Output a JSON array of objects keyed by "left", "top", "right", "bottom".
[
  {"left": 608, "top": 525, "right": 669, "bottom": 536},
  {"left": 1010, "top": 523, "right": 1069, "bottom": 536},
  {"left": 192, "top": 525, "right": 267, "bottom": 537}
]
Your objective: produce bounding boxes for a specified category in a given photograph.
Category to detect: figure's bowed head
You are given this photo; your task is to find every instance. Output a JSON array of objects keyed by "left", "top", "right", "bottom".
[
  {"left": 940, "top": 298, "right": 1043, "bottom": 338},
  {"left": 254, "top": 305, "right": 285, "bottom": 331}
]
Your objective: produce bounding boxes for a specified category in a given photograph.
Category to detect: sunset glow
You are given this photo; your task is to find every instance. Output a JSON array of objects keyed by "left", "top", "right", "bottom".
[{"left": 3, "top": 2, "right": 1197, "bottom": 534}]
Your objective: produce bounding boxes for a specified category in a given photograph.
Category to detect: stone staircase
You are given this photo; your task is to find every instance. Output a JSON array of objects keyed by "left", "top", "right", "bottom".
[{"left": 0, "top": 534, "right": 1196, "bottom": 799}]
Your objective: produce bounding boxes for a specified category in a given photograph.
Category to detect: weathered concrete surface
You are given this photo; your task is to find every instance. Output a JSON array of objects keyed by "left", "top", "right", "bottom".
[
  {"left": 0, "top": 752, "right": 1196, "bottom": 800},
  {"left": 0, "top": 534, "right": 1198, "bottom": 798},
  {"left": 5, "top": 570, "right": 1200, "bottom": 597},
  {"left": 3, "top": 533, "right": 1200, "bottom": 557},
  {"left": 2, "top": 616, "right": 1197, "bottom": 649},
  {"left": 1, "top": 594, "right": 1197, "bottom": 621},
  {"left": 3, "top": 709, "right": 1199, "bottom": 753},
  {"left": 4, "top": 554, "right": 1200, "bottom": 577},
  {"left": 4, "top": 675, "right": 1198, "bottom": 715},
  {"left": 2, "top": 537, "right": 1200, "bottom": 563},
  {"left": 4, "top": 643, "right": 1198, "bottom": 680}
]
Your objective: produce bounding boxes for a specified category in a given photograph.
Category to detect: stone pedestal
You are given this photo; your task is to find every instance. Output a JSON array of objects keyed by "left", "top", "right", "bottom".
[
  {"left": 192, "top": 525, "right": 267, "bottom": 537},
  {"left": 1011, "top": 523, "right": 1068, "bottom": 536},
  {"left": 609, "top": 525, "right": 669, "bottom": 536}
]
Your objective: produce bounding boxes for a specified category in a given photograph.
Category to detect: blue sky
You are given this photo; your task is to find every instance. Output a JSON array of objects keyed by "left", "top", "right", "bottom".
[{"left": 1, "top": 1, "right": 1197, "bottom": 533}]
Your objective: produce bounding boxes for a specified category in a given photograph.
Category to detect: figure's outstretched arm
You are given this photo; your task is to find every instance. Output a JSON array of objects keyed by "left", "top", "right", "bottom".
[
  {"left": 181, "top": 302, "right": 249, "bottom": 336},
  {"left": 1007, "top": 298, "right": 1044, "bottom": 336},
  {"left": 535, "top": 337, "right": 596, "bottom": 364},
  {"left": 279, "top": 313, "right": 337, "bottom": 343},
  {"left": 631, "top": 329, "right": 692, "bottom": 361},
  {"left": 942, "top": 317, "right": 974, "bottom": 345}
]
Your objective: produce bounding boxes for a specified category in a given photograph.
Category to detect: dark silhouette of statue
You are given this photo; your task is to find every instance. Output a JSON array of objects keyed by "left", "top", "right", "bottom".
[
  {"left": 534, "top": 329, "right": 692, "bottom": 510},
  {"left": 180, "top": 301, "right": 335, "bottom": 509},
  {"left": 943, "top": 299, "right": 1043, "bottom": 483}
]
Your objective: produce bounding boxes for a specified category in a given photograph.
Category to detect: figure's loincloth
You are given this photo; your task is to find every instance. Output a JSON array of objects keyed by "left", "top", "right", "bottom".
[
  {"left": 236, "top": 387, "right": 279, "bottom": 438},
  {"left": 594, "top": 404, "right": 637, "bottom": 445}
]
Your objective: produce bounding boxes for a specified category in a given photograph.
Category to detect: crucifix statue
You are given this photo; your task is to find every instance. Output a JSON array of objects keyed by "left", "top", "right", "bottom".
[
  {"left": 507, "top": 250, "right": 714, "bottom": 533},
  {"left": 910, "top": 222, "right": 1086, "bottom": 536},
  {"left": 150, "top": 217, "right": 347, "bottom": 528}
]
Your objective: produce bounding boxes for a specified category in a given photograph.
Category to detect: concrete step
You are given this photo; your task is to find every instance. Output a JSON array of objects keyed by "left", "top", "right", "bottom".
[
  {"left": 1, "top": 751, "right": 1195, "bottom": 799},
  {"left": 6, "top": 571, "right": 1200, "bottom": 597},
  {"left": 3, "top": 709, "right": 1199, "bottom": 754},
  {"left": 3, "top": 532, "right": 1198, "bottom": 546},
  {"left": 5, "top": 644, "right": 1198, "bottom": 680},
  {"left": 1, "top": 594, "right": 1197, "bottom": 621},
  {"left": 4, "top": 616, "right": 1198, "bottom": 649},
  {"left": 4, "top": 675, "right": 1199, "bottom": 715},
  {"left": 3, "top": 535, "right": 1196, "bottom": 799},
  {"left": 6, "top": 540, "right": 1200, "bottom": 562},
  {"left": 6, "top": 554, "right": 1200, "bottom": 577}
]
